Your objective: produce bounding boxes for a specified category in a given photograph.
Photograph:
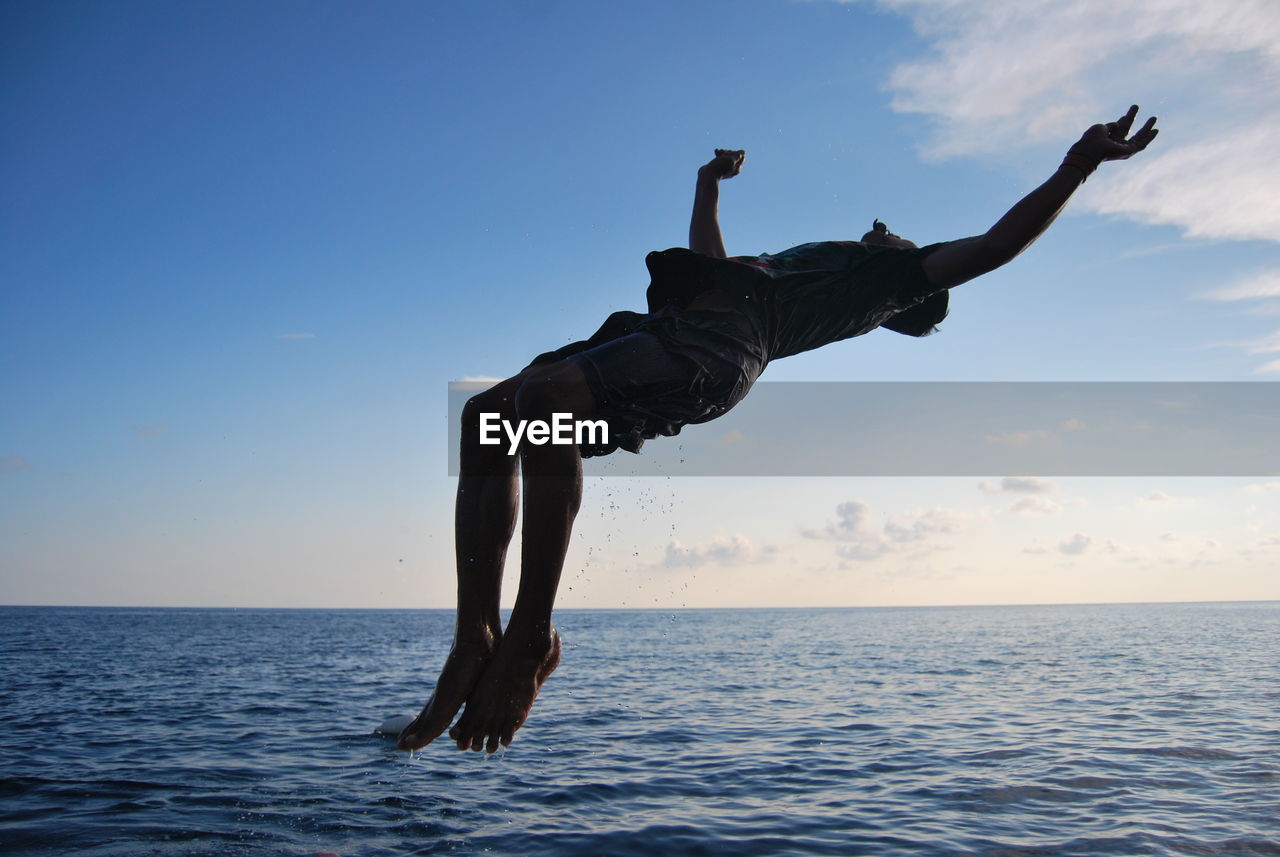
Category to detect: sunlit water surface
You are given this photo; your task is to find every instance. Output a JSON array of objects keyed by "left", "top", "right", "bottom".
[{"left": 2, "top": 603, "right": 1278, "bottom": 856}]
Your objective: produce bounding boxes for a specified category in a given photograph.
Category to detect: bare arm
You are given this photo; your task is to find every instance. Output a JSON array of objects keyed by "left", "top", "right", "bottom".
[
  {"left": 689, "top": 149, "right": 744, "bottom": 259},
  {"left": 922, "top": 105, "right": 1159, "bottom": 290}
]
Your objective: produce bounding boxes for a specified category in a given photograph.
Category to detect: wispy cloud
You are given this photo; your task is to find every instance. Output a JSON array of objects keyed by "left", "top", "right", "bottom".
[
  {"left": 1137, "top": 489, "right": 1192, "bottom": 506},
  {"left": 1211, "top": 328, "right": 1280, "bottom": 373},
  {"left": 1008, "top": 496, "right": 1063, "bottom": 516},
  {"left": 803, "top": 500, "right": 874, "bottom": 541},
  {"left": 804, "top": 499, "right": 972, "bottom": 561},
  {"left": 133, "top": 423, "right": 170, "bottom": 438},
  {"left": 862, "top": 0, "right": 1280, "bottom": 243},
  {"left": 1201, "top": 271, "right": 1280, "bottom": 302},
  {"left": 0, "top": 456, "right": 29, "bottom": 474},
  {"left": 979, "top": 476, "right": 1058, "bottom": 494},
  {"left": 985, "top": 429, "right": 1050, "bottom": 447},
  {"left": 659, "top": 533, "right": 778, "bottom": 569},
  {"left": 1255, "top": 359, "right": 1280, "bottom": 375},
  {"left": 1058, "top": 532, "right": 1092, "bottom": 555}
]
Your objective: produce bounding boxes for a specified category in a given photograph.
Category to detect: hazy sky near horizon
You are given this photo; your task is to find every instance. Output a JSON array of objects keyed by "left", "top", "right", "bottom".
[{"left": 3, "top": 0, "right": 1279, "bottom": 608}]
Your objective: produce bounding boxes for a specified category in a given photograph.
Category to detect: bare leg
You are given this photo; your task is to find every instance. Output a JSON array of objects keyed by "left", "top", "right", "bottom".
[
  {"left": 449, "top": 363, "right": 595, "bottom": 752},
  {"left": 398, "top": 379, "right": 523, "bottom": 750}
]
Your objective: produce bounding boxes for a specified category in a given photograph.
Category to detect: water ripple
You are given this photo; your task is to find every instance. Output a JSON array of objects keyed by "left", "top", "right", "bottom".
[{"left": 2, "top": 603, "right": 1278, "bottom": 857}]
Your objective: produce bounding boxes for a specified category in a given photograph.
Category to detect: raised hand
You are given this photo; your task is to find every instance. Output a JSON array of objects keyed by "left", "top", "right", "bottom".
[
  {"left": 1066, "top": 105, "right": 1159, "bottom": 174},
  {"left": 699, "top": 148, "right": 746, "bottom": 181}
]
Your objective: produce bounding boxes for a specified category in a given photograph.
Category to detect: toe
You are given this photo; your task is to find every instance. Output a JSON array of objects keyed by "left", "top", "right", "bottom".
[
  {"left": 450, "top": 709, "right": 472, "bottom": 746},
  {"left": 397, "top": 708, "right": 439, "bottom": 750}
]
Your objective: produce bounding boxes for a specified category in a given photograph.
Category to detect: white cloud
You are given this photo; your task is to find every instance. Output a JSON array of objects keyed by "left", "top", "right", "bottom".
[
  {"left": 1202, "top": 271, "right": 1280, "bottom": 302},
  {"left": 459, "top": 375, "right": 504, "bottom": 383},
  {"left": 1088, "top": 128, "right": 1280, "bottom": 243},
  {"left": 1243, "top": 480, "right": 1280, "bottom": 494},
  {"left": 867, "top": 0, "right": 1280, "bottom": 243},
  {"left": 802, "top": 500, "right": 874, "bottom": 541},
  {"left": 1008, "top": 496, "right": 1063, "bottom": 516},
  {"left": 1201, "top": 283, "right": 1280, "bottom": 372},
  {"left": 721, "top": 428, "right": 745, "bottom": 445},
  {"left": 1236, "top": 331, "right": 1280, "bottom": 355},
  {"left": 660, "top": 533, "right": 778, "bottom": 569},
  {"left": 1137, "top": 490, "right": 1193, "bottom": 506},
  {"left": 805, "top": 500, "right": 972, "bottom": 561},
  {"left": 979, "top": 476, "right": 1058, "bottom": 494},
  {"left": 837, "top": 540, "right": 894, "bottom": 562},
  {"left": 884, "top": 506, "right": 967, "bottom": 543},
  {"left": 1058, "top": 532, "right": 1092, "bottom": 555}
]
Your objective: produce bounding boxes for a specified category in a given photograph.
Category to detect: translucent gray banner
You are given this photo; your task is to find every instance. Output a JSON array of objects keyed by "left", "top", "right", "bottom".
[{"left": 447, "top": 382, "right": 1280, "bottom": 476}]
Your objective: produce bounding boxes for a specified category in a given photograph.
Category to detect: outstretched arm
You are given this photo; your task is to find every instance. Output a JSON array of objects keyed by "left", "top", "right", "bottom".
[
  {"left": 689, "top": 148, "right": 744, "bottom": 259},
  {"left": 922, "top": 105, "right": 1159, "bottom": 290}
]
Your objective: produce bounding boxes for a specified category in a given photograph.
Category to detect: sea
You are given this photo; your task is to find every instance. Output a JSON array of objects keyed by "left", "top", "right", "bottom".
[{"left": 1, "top": 603, "right": 1277, "bottom": 857}]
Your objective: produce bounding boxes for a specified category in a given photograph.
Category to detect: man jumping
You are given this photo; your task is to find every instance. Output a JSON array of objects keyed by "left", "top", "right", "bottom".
[{"left": 398, "top": 106, "right": 1159, "bottom": 754}]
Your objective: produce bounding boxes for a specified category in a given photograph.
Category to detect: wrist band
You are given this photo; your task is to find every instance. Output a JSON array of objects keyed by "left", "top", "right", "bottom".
[{"left": 1061, "top": 152, "right": 1098, "bottom": 182}]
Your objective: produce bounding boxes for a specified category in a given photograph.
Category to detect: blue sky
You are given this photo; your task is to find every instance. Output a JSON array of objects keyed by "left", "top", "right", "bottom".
[{"left": 3, "top": 0, "right": 1278, "bottom": 607}]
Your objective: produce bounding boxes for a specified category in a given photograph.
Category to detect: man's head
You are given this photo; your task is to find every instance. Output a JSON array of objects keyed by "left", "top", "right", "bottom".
[
  {"left": 860, "top": 218, "right": 945, "bottom": 337},
  {"left": 861, "top": 219, "right": 918, "bottom": 250}
]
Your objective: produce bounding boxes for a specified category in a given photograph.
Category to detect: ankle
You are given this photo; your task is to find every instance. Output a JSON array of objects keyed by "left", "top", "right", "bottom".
[
  {"left": 453, "top": 619, "right": 502, "bottom": 650},
  {"left": 500, "top": 620, "right": 556, "bottom": 655}
]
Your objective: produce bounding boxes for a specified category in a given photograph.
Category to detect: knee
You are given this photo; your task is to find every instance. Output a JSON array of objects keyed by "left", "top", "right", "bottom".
[
  {"left": 461, "top": 386, "right": 516, "bottom": 433},
  {"left": 514, "top": 363, "right": 596, "bottom": 422},
  {"left": 460, "top": 395, "right": 486, "bottom": 435},
  {"left": 513, "top": 377, "right": 565, "bottom": 423}
]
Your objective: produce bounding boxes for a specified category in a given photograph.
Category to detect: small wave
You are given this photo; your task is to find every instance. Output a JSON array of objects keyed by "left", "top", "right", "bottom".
[
  {"left": 1113, "top": 745, "right": 1243, "bottom": 761},
  {"left": 965, "top": 748, "right": 1030, "bottom": 760},
  {"left": 1051, "top": 775, "right": 1128, "bottom": 789},
  {"left": 833, "top": 721, "right": 886, "bottom": 732},
  {"left": 954, "top": 784, "right": 1096, "bottom": 804}
]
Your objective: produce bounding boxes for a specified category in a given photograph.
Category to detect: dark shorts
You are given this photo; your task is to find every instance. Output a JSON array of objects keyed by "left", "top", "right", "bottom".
[{"left": 560, "top": 307, "right": 767, "bottom": 457}]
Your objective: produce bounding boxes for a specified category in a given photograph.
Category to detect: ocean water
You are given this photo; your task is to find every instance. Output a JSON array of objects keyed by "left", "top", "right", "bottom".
[{"left": 1, "top": 603, "right": 1277, "bottom": 857}]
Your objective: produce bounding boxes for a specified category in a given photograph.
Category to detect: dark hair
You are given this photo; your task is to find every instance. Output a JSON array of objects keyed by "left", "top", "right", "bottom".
[{"left": 880, "top": 291, "right": 949, "bottom": 337}]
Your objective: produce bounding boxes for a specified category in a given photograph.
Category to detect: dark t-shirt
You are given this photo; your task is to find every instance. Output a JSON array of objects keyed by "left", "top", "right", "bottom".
[
  {"left": 647, "top": 241, "right": 946, "bottom": 360},
  {"left": 529, "top": 241, "right": 945, "bottom": 371},
  {"left": 523, "top": 242, "right": 949, "bottom": 457}
]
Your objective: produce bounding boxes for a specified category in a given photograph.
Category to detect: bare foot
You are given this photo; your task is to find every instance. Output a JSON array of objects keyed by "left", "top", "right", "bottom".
[
  {"left": 397, "top": 628, "right": 499, "bottom": 751},
  {"left": 449, "top": 628, "right": 561, "bottom": 753}
]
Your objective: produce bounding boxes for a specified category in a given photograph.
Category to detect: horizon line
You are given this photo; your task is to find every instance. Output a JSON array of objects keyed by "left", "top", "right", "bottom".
[{"left": 2, "top": 598, "right": 1276, "bottom": 611}]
